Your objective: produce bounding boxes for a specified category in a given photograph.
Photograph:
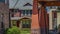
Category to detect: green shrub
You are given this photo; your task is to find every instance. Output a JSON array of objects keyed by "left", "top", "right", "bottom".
[{"left": 5, "top": 26, "right": 20, "bottom": 34}]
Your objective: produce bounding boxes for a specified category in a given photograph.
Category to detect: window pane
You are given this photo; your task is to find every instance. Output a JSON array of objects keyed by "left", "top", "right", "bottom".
[
  {"left": 23, "top": 10, "right": 25, "bottom": 16},
  {"left": 22, "top": 19, "right": 31, "bottom": 28},
  {"left": 11, "top": 14, "right": 14, "bottom": 17},
  {"left": 30, "top": 10, "right": 32, "bottom": 15},
  {"left": 26, "top": 10, "right": 28, "bottom": 15}
]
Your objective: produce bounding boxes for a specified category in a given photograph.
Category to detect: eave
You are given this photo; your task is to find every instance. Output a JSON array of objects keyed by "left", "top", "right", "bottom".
[{"left": 38, "top": 1, "right": 60, "bottom": 6}]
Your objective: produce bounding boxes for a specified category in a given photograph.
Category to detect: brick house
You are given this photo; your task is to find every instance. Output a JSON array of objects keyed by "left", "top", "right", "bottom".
[{"left": 0, "top": 0, "right": 9, "bottom": 34}]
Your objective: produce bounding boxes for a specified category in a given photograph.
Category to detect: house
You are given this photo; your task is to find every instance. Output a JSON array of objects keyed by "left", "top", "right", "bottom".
[
  {"left": 9, "top": 0, "right": 33, "bottom": 34},
  {"left": 0, "top": 0, "right": 9, "bottom": 34}
]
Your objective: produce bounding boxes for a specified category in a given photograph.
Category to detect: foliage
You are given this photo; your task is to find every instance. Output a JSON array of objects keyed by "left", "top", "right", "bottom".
[
  {"left": 5, "top": 26, "right": 20, "bottom": 34},
  {"left": 20, "top": 28, "right": 30, "bottom": 34}
]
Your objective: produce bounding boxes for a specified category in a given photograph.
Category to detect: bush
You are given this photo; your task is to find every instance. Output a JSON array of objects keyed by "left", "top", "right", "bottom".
[{"left": 5, "top": 26, "right": 20, "bottom": 34}]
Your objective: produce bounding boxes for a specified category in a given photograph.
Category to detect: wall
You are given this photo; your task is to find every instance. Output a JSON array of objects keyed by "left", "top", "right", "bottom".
[
  {"left": 0, "top": 2, "right": 9, "bottom": 29},
  {"left": 57, "top": 12, "right": 60, "bottom": 28}
]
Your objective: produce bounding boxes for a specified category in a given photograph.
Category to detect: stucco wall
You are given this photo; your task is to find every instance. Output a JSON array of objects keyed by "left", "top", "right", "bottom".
[
  {"left": 49, "top": 9, "right": 57, "bottom": 30},
  {"left": 49, "top": 10, "right": 53, "bottom": 30}
]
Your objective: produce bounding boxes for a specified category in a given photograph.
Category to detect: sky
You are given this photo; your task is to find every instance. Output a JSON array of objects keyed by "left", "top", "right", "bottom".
[{"left": 46, "top": 7, "right": 50, "bottom": 12}]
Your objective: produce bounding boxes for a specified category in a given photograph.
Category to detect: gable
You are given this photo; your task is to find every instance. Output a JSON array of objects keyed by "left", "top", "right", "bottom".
[{"left": 24, "top": 3, "right": 32, "bottom": 6}]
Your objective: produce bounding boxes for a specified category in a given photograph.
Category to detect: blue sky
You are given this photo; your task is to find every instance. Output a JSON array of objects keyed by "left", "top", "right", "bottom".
[{"left": 46, "top": 7, "right": 50, "bottom": 12}]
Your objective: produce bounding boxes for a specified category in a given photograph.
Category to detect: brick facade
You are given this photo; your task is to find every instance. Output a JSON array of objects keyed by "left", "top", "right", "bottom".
[{"left": 0, "top": 2, "right": 9, "bottom": 34}]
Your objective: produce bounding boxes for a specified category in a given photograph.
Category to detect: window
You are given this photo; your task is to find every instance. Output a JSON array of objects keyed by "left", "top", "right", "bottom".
[
  {"left": 30, "top": 10, "right": 32, "bottom": 15},
  {"left": 22, "top": 19, "right": 31, "bottom": 28},
  {"left": 23, "top": 10, "right": 25, "bottom": 16},
  {"left": 11, "top": 9, "right": 20, "bottom": 17},
  {"left": 11, "top": 10, "right": 32, "bottom": 17},
  {"left": 26, "top": 10, "right": 29, "bottom": 15},
  {"left": 20, "top": 10, "right": 32, "bottom": 16},
  {"left": 11, "top": 14, "right": 14, "bottom": 17},
  {"left": 12, "top": 21, "right": 16, "bottom": 26},
  {"left": 49, "top": 6, "right": 57, "bottom": 9}
]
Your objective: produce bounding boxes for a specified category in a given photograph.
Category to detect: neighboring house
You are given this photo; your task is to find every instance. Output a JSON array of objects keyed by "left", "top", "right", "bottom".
[
  {"left": 0, "top": 0, "right": 9, "bottom": 34},
  {"left": 47, "top": 6, "right": 60, "bottom": 30},
  {"left": 9, "top": 0, "right": 33, "bottom": 34},
  {"left": 49, "top": 8, "right": 57, "bottom": 30},
  {"left": 9, "top": 0, "right": 32, "bottom": 28}
]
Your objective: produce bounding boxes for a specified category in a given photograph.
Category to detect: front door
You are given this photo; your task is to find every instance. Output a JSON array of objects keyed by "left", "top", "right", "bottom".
[{"left": 16, "top": 20, "right": 20, "bottom": 27}]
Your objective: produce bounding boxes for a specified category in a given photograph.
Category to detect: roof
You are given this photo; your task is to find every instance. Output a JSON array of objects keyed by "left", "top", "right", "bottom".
[{"left": 9, "top": 0, "right": 33, "bottom": 10}]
